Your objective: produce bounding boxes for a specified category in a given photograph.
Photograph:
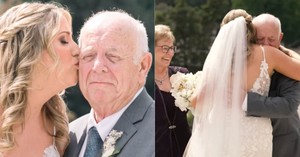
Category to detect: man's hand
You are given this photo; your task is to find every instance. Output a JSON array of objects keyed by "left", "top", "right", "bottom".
[{"left": 279, "top": 45, "right": 300, "bottom": 60}]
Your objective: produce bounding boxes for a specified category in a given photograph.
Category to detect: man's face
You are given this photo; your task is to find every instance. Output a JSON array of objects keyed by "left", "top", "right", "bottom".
[
  {"left": 78, "top": 27, "right": 141, "bottom": 108},
  {"left": 255, "top": 21, "right": 282, "bottom": 48}
]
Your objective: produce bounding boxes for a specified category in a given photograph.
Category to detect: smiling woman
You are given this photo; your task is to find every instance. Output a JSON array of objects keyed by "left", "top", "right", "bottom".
[
  {"left": 154, "top": 24, "right": 191, "bottom": 157},
  {"left": 0, "top": 2, "right": 79, "bottom": 156}
]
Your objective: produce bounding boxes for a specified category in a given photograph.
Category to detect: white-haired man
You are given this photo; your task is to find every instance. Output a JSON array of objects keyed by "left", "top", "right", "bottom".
[
  {"left": 64, "top": 10, "right": 154, "bottom": 157},
  {"left": 247, "top": 13, "right": 300, "bottom": 157}
]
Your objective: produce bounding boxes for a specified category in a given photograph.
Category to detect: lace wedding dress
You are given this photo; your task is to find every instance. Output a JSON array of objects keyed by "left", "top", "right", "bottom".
[
  {"left": 184, "top": 17, "right": 272, "bottom": 157},
  {"left": 239, "top": 46, "right": 272, "bottom": 157}
]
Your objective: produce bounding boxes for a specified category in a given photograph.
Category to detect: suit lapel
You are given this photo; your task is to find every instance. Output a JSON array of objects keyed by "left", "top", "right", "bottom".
[
  {"left": 112, "top": 116, "right": 137, "bottom": 154},
  {"left": 107, "top": 88, "right": 152, "bottom": 154}
]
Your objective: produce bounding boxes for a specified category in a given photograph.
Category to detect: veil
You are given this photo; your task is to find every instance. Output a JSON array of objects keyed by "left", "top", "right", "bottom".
[{"left": 184, "top": 17, "right": 248, "bottom": 157}]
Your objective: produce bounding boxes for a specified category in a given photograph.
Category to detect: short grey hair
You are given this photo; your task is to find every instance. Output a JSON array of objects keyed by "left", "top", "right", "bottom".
[{"left": 253, "top": 13, "right": 282, "bottom": 38}]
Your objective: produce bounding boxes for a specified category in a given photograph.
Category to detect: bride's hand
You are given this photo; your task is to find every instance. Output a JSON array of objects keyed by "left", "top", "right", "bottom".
[{"left": 191, "top": 93, "right": 197, "bottom": 108}]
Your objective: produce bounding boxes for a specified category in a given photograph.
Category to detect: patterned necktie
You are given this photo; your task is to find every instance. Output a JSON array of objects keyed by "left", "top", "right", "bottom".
[{"left": 83, "top": 126, "right": 103, "bottom": 157}]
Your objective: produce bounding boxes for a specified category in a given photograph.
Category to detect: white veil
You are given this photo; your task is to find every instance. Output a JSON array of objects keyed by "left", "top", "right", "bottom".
[{"left": 184, "top": 17, "right": 248, "bottom": 157}]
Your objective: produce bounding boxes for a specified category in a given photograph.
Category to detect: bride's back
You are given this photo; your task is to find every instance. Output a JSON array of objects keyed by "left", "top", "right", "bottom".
[
  {"left": 246, "top": 44, "right": 274, "bottom": 91},
  {"left": 247, "top": 43, "right": 300, "bottom": 92}
]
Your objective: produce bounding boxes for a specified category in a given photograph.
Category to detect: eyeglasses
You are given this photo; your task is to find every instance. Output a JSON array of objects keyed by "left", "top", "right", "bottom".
[{"left": 156, "top": 45, "right": 177, "bottom": 54}]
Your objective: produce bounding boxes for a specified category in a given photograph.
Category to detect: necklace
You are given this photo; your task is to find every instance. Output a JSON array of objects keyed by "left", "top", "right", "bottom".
[{"left": 155, "top": 72, "right": 168, "bottom": 85}]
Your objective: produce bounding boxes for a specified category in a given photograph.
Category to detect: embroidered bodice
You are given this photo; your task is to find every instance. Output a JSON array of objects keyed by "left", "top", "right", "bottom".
[
  {"left": 43, "top": 127, "right": 60, "bottom": 157},
  {"left": 240, "top": 45, "right": 272, "bottom": 157},
  {"left": 250, "top": 45, "right": 271, "bottom": 96}
]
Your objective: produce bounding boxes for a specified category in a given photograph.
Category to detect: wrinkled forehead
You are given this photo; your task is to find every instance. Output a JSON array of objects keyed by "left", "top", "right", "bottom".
[
  {"left": 256, "top": 23, "right": 280, "bottom": 37},
  {"left": 80, "top": 16, "right": 137, "bottom": 55},
  {"left": 254, "top": 18, "right": 281, "bottom": 34},
  {"left": 84, "top": 13, "right": 137, "bottom": 36}
]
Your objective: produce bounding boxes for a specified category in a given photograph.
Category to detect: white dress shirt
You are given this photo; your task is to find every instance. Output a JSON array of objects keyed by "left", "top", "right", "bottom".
[
  {"left": 242, "top": 94, "right": 248, "bottom": 111},
  {"left": 78, "top": 88, "right": 143, "bottom": 157}
]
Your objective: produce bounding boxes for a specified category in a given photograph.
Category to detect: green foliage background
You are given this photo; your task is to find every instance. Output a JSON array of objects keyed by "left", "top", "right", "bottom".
[
  {"left": 0, "top": 0, "right": 154, "bottom": 121},
  {"left": 156, "top": 0, "right": 300, "bottom": 73},
  {"left": 156, "top": 0, "right": 300, "bottom": 127},
  {"left": 1, "top": 0, "right": 300, "bottom": 122}
]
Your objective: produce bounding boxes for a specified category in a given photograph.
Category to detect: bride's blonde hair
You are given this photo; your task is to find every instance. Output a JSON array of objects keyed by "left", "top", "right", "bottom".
[
  {"left": 221, "top": 9, "right": 256, "bottom": 56},
  {"left": 0, "top": 2, "right": 70, "bottom": 154}
]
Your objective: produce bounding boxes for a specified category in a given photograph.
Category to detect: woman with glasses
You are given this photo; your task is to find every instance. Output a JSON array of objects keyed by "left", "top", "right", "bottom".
[{"left": 155, "top": 24, "right": 191, "bottom": 157}]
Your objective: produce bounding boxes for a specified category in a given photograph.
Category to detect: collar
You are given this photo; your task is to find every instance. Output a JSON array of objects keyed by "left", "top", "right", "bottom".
[{"left": 86, "top": 88, "right": 143, "bottom": 140}]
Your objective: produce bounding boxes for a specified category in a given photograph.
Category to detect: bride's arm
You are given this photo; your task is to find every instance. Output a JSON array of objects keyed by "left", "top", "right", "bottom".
[
  {"left": 267, "top": 46, "right": 300, "bottom": 81},
  {"left": 191, "top": 79, "right": 207, "bottom": 109}
]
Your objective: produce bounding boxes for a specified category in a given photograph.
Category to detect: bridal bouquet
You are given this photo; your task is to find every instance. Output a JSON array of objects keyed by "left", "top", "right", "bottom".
[{"left": 170, "top": 71, "right": 202, "bottom": 113}]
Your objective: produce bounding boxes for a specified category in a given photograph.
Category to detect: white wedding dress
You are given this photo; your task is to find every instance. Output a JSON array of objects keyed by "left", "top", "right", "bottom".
[
  {"left": 184, "top": 17, "right": 272, "bottom": 157},
  {"left": 239, "top": 46, "right": 272, "bottom": 157},
  {"left": 43, "top": 127, "right": 60, "bottom": 157},
  {"left": 43, "top": 145, "right": 59, "bottom": 157}
]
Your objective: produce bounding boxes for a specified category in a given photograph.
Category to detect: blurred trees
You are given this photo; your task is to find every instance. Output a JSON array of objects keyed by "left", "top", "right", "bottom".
[
  {"left": 156, "top": 0, "right": 230, "bottom": 73},
  {"left": 156, "top": 0, "right": 300, "bottom": 128},
  {"left": 156, "top": 0, "right": 300, "bottom": 73},
  {"left": 46, "top": 0, "right": 155, "bottom": 121},
  {"left": 2, "top": 0, "right": 300, "bottom": 120},
  {"left": 0, "top": 0, "right": 154, "bottom": 121},
  {"left": 232, "top": 0, "right": 300, "bottom": 47}
]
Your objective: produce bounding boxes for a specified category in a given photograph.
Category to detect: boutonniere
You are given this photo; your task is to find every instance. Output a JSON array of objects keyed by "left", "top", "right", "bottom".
[{"left": 101, "top": 129, "right": 123, "bottom": 157}]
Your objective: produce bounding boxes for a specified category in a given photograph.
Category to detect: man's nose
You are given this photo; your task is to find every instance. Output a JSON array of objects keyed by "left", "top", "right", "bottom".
[
  {"left": 92, "top": 57, "right": 108, "bottom": 73},
  {"left": 262, "top": 39, "right": 270, "bottom": 46}
]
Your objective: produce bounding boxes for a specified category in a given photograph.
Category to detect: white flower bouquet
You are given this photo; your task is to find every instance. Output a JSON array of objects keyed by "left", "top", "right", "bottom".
[{"left": 170, "top": 71, "right": 202, "bottom": 113}]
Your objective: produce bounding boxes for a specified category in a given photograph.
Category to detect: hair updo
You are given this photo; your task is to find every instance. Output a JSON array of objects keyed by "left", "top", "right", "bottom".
[{"left": 221, "top": 9, "right": 256, "bottom": 55}]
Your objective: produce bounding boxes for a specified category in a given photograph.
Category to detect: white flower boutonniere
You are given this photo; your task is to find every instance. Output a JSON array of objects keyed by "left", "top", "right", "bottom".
[
  {"left": 102, "top": 130, "right": 123, "bottom": 157},
  {"left": 170, "top": 71, "right": 202, "bottom": 113}
]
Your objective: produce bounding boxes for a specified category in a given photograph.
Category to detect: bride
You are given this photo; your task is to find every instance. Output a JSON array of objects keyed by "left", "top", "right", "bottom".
[{"left": 184, "top": 9, "right": 300, "bottom": 157}]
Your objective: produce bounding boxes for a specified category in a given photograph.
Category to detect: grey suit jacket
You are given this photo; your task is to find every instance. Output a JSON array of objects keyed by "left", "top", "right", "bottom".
[
  {"left": 64, "top": 88, "right": 155, "bottom": 157},
  {"left": 247, "top": 72, "right": 300, "bottom": 157}
]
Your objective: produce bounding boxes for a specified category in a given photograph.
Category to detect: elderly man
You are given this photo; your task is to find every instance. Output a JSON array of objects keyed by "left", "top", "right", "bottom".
[
  {"left": 64, "top": 10, "right": 154, "bottom": 157},
  {"left": 247, "top": 13, "right": 300, "bottom": 157}
]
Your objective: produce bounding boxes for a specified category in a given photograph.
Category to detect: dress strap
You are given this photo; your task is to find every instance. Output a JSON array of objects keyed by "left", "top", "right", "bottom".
[
  {"left": 53, "top": 126, "right": 56, "bottom": 145},
  {"left": 259, "top": 45, "right": 266, "bottom": 62}
]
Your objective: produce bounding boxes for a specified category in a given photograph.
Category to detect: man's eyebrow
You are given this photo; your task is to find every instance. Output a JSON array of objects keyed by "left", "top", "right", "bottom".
[
  {"left": 105, "top": 48, "right": 118, "bottom": 53},
  {"left": 81, "top": 46, "right": 94, "bottom": 53}
]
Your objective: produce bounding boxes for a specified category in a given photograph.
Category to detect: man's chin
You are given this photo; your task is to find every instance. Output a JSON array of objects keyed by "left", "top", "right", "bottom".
[
  {"left": 88, "top": 96, "right": 115, "bottom": 108},
  {"left": 87, "top": 89, "right": 115, "bottom": 99}
]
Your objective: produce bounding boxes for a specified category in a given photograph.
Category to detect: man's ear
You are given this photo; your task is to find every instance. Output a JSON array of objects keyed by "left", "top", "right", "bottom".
[
  {"left": 138, "top": 52, "right": 152, "bottom": 84},
  {"left": 279, "top": 32, "right": 283, "bottom": 42}
]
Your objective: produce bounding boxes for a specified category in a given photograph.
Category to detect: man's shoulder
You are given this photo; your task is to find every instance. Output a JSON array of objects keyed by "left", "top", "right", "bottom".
[
  {"left": 124, "top": 89, "right": 154, "bottom": 121},
  {"left": 273, "top": 72, "right": 299, "bottom": 81},
  {"left": 271, "top": 71, "right": 300, "bottom": 85}
]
